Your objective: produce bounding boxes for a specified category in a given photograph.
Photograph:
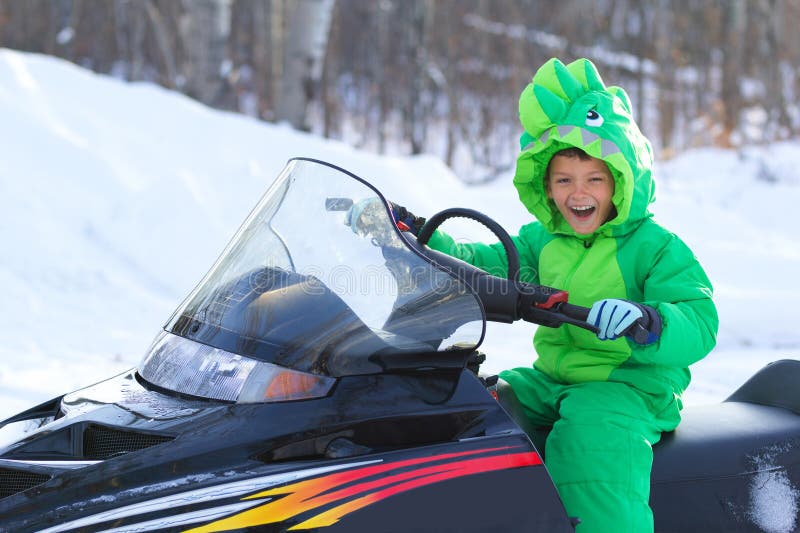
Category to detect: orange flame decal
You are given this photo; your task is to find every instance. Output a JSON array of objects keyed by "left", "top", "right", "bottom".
[{"left": 185, "top": 447, "right": 540, "bottom": 532}]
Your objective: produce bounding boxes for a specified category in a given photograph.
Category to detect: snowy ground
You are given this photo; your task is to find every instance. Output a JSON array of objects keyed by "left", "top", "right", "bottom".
[{"left": 1, "top": 48, "right": 799, "bottom": 421}]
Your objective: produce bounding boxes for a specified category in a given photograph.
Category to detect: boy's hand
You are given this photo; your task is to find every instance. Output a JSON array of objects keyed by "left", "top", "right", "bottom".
[
  {"left": 588, "top": 299, "right": 661, "bottom": 345},
  {"left": 390, "top": 203, "right": 427, "bottom": 235}
]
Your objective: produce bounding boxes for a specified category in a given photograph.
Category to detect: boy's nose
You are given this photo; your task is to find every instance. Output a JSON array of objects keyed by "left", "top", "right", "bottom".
[{"left": 572, "top": 182, "right": 590, "bottom": 196}]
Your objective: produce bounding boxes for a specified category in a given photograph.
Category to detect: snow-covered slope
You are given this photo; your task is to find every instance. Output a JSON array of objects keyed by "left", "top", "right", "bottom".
[{"left": 1, "top": 48, "right": 799, "bottom": 419}]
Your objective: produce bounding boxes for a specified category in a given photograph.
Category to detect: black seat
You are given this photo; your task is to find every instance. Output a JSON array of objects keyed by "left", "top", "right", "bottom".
[
  {"left": 495, "top": 361, "right": 800, "bottom": 531},
  {"left": 651, "top": 400, "right": 800, "bottom": 483},
  {"left": 653, "top": 359, "right": 800, "bottom": 483},
  {"left": 651, "top": 360, "right": 800, "bottom": 531},
  {"left": 725, "top": 359, "right": 800, "bottom": 414},
  {"left": 495, "top": 360, "right": 800, "bottom": 483}
]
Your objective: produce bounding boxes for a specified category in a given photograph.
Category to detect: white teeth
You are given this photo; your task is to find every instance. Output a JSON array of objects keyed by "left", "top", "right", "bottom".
[{"left": 572, "top": 206, "right": 593, "bottom": 211}]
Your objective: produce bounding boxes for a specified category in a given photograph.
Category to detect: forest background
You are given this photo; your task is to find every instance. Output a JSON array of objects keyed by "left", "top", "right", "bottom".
[{"left": 1, "top": 0, "right": 797, "bottom": 182}]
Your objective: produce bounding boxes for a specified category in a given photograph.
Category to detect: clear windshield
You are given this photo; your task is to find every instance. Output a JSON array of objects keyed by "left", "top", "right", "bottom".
[{"left": 159, "top": 159, "right": 484, "bottom": 377}]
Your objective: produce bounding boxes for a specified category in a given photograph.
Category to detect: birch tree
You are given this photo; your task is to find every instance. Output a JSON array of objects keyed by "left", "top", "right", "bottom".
[
  {"left": 179, "top": 0, "right": 231, "bottom": 105},
  {"left": 276, "top": 0, "right": 335, "bottom": 131}
]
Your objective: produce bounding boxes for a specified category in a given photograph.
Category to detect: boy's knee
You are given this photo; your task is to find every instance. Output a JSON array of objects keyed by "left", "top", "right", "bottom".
[{"left": 545, "top": 420, "right": 653, "bottom": 498}]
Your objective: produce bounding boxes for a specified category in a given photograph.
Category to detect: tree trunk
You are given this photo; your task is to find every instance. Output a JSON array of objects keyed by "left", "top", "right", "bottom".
[
  {"left": 407, "top": 0, "right": 432, "bottom": 155},
  {"left": 179, "top": 0, "right": 231, "bottom": 105},
  {"left": 127, "top": 2, "right": 148, "bottom": 82},
  {"left": 144, "top": 0, "right": 177, "bottom": 89},
  {"left": 276, "top": 0, "right": 336, "bottom": 131},
  {"left": 720, "top": 0, "right": 746, "bottom": 146},
  {"left": 761, "top": 0, "right": 790, "bottom": 137},
  {"left": 269, "top": 0, "right": 284, "bottom": 120},
  {"left": 375, "top": 1, "right": 389, "bottom": 153},
  {"left": 655, "top": 0, "right": 675, "bottom": 152}
]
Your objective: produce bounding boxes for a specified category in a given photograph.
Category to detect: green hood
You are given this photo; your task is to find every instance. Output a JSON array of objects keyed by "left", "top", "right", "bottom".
[{"left": 513, "top": 58, "right": 656, "bottom": 237}]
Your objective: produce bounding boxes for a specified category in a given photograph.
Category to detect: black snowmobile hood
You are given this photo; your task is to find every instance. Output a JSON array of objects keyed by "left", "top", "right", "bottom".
[{"left": 142, "top": 159, "right": 485, "bottom": 396}]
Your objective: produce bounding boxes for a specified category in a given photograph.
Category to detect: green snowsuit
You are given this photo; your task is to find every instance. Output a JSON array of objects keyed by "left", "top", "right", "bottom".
[{"left": 428, "top": 58, "right": 718, "bottom": 532}]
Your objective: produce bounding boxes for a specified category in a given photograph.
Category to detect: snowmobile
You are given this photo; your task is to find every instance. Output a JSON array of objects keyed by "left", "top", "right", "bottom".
[{"left": 1, "top": 158, "right": 799, "bottom": 532}]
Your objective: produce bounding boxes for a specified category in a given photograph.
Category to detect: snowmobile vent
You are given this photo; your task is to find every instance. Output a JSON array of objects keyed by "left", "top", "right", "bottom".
[
  {"left": 82, "top": 425, "right": 174, "bottom": 460},
  {"left": 0, "top": 468, "right": 51, "bottom": 499}
]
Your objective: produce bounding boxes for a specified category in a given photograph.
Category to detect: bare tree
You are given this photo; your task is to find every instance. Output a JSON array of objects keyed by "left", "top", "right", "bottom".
[
  {"left": 143, "top": 0, "right": 178, "bottom": 89},
  {"left": 276, "top": 0, "right": 335, "bottom": 131},
  {"left": 3, "top": 0, "right": 800, "bottom": 176},
  {"left": 178, "top": 0, "right": 231, "bottom": 105},
  {"left": 655, "top": 0, "right": 675, "bottom": 152},
  {"left": 720, "top": 0, "right": 746, "bottom": 147},
  {"left": 757, "top": 0, "right": 791, "bottom": 138}
]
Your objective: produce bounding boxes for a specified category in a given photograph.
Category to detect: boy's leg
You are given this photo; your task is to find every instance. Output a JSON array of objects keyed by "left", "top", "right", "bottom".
[
  {"left": 544, "top": 381, "right": 680, "bottom": 533},
  {"left": 498, "top": 367, "right": 564, "bottom": 457},
  {"left": 498, "top": 366, "right": 564, "bottom": 427}
]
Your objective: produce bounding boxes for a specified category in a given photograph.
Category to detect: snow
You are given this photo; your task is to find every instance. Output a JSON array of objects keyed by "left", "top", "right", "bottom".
[
  {"left": 749, "top": 469, "right": 799, "bottom": 533},
  {"left": 0, "top": 47, "right": 799, "bottom": 420},
  {"left": 746, "top": 445, "right": 800, "bottom": 533},
  {"left": 2, "top": 44, "right": 800, "bottom": 533}
]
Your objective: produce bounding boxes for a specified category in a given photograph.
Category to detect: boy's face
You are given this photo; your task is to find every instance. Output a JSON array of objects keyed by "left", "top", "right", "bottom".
[{"left": 546, "top": 154, "right": 615, "bottom": 235}]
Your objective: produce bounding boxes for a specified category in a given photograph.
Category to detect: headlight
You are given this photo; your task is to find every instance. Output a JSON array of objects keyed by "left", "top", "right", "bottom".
[{"left": 139, "top": 332, "right": 335, "bottom": 403}]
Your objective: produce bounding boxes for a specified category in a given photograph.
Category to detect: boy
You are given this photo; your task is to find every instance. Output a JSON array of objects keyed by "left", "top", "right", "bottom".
[{"left": 409, "top": 58, "right": 718, "bottom": 532}]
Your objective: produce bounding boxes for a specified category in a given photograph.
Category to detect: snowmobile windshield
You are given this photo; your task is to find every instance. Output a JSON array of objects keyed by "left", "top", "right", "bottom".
[{"left": 145, "top": 159, "right": 484, "bottom": 384}]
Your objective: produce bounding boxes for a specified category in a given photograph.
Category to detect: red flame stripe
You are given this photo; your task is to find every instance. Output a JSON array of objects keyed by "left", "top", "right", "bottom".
[
  {"left": 291, "top": 451, "right": 542, "bottom": 530},
  {"left": 243, "top": 445, "right": 513, "bottom": 502},
  {"left": 185, "top": 446, "right": 540, "bottom": 532}
]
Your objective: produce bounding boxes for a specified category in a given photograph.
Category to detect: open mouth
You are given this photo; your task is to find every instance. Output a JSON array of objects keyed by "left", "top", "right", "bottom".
[{"left": 570, "top": 206, "right": 596, "bottom": 219}]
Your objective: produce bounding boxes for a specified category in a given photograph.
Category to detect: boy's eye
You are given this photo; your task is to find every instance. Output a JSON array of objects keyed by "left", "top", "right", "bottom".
[{"left": 586, "top": 109, "right": 604, "bottom": 127}]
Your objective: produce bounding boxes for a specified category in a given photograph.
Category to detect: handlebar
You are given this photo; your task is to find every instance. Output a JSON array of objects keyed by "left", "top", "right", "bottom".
[
  {"left": 325, "top": 196, "right": 652, "bottom": 343},
  {"left": 546, "top": 300, "right": 652, "bottom": 344},
  {"left": 558, "top": 302, "right": 590, "bottom": 322}
]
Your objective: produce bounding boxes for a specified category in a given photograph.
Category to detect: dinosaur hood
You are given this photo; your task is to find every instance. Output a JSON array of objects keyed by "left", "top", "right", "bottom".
[{"left": 513, "top": 58, "right": 655, "bottom": 238}]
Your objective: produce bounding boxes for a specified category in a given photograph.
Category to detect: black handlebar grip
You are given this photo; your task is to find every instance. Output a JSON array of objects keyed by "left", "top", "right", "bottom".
[
  {"left": 559, "top": 302, "right": 590, "bottom": 322},
  {"left": 560, "top": 302, "right": 652, "bottom": 343},
  {"left": 626, "top": 322, "right": 652, "bottom": 344}
]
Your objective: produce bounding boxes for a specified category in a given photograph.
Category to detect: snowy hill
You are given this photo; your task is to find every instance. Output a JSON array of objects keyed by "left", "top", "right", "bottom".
[{"left": 1, "top": 48, "right": 799, "bottom": 419}]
